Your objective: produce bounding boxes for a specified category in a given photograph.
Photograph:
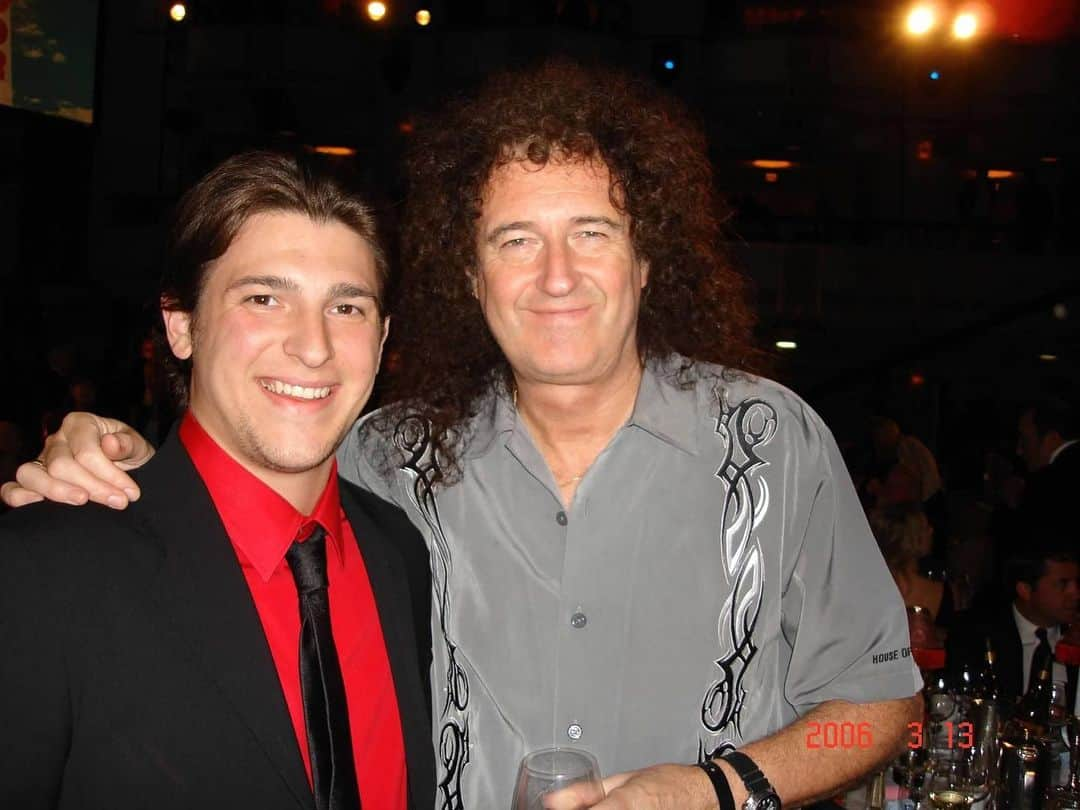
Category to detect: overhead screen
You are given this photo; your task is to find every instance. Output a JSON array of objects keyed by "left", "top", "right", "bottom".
[{"left": 0, "top": 0, "right": 99, "bottom": 124}]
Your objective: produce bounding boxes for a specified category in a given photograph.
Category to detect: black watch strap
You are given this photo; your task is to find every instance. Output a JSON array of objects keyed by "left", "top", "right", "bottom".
[
  {"left": 721, "top": 750, "right": 774, "bottom": 796},
  {"left": 697, "top": 759, "right": 735, "bottom": 810}
]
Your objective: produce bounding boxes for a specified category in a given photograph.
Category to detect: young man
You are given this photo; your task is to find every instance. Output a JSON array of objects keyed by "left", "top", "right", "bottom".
[
  {"left": 6, "top": 63, "right": 919, "bottom": 810},
  {"left": 0, "top": 152, "right": 434, "bottom": 809},
  {"left": 949, "top": 547, "right": 1079, "bottom": 713}
]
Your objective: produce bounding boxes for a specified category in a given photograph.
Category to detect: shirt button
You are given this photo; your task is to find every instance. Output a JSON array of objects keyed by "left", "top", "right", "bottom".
[
  {"left": 570, "top": 612, "right": 587, "bottom": 629},
  {"left": 556, "top": 511, "right": 568, "bottom": 526},
  {"left": 567, "top": 723, "right": 583, "bottom": 741}
]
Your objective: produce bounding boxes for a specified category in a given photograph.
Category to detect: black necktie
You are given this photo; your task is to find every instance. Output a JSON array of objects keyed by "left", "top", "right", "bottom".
[
  {"left": 1032, "top": 627, "right": 1053, "bottom": 684},
  {"left": 286, "top": 525, "right": 362, "bottom": 810}
]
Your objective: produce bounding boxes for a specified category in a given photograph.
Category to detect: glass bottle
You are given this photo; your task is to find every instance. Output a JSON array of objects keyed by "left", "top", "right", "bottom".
[{"left": 997, "top": 664, "right": 1054, "bottom": 810}]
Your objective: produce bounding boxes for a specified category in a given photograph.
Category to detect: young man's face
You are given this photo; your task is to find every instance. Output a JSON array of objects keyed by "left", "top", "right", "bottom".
[
  {"left": 1018, "top": 559, "right": 1080, "bottom": 627},
  {"left": 474, "top": 159, "right": 648, "bottom": 388},
  {"left": 164, "top": 211, "right": 388, "bottom": 488}
]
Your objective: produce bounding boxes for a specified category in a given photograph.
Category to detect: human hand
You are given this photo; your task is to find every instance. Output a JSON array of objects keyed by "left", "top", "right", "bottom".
[
  {"left": 543, "top": 764, "right": 715, "bottom": 810},
  {"left": 0, "top": 412, "right": 154, "bottom": 509}
]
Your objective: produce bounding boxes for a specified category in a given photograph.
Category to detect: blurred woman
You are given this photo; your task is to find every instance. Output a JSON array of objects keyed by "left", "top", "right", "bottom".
[{"left": 869, "top": 504, "right": 966, "bottom": 635}]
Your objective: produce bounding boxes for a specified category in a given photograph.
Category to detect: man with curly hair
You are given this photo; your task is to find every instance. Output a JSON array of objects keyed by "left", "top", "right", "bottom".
[{"left": 6, "top": 60, "right": 921, "bottom": 810}]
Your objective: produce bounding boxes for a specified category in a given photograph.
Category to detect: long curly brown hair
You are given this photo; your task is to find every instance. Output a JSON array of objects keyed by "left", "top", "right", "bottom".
[{"left": 375, "top": 59, "right": 760, "bottom": 485}]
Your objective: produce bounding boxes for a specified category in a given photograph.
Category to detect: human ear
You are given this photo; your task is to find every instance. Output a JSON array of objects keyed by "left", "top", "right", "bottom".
[
  {"left": 380, "top": 314, "right": 391, "bottom": 350},
  {"left": 638, "top": 258, "right": 650, "bottom": 289},
  {"left": 162, "top": 309, "right": 194, "bottom": 360},
  {"left": 1016, "top": 582, "right": 1033, "bottom": 603}
]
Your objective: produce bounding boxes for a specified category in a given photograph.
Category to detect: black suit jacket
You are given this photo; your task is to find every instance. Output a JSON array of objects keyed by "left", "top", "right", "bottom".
[
  {"left": 1021, "top": 441, "right": 1080, "bottom": 549},
  {"left": 948, "top": 601, "right": 1077, "bottom": 713},
  {"left": 0, "top": 434, "right": 435, "bottom": 810}
]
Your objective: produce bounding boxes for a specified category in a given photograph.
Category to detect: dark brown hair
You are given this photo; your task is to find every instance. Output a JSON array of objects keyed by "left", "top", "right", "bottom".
[
  {"left": 375, "top": 59, "right": 760, "bottom": 486},
  {"left": 157, "top": 150, "right": 388, "bottom": 406}
]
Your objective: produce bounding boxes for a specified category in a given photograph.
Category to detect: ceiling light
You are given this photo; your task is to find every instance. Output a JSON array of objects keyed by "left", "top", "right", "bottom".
[{"left": 906, "top": 5, "right": 937, "bottom": 36}]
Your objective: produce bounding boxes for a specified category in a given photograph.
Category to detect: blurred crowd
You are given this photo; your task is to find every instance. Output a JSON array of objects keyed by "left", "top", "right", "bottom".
[{"left": 858, "top": 398, "right": 1078, "bottom": 706}]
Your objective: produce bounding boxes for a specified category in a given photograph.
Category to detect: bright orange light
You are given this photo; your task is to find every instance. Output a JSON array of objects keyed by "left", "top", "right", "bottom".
[
  {"left": 415, "top": 9, "right": 431, "bottom": 26},
  {"left": 952, "top": 12, "right": 978, "bottom": 39},
  {"left": 311, "top": 146, "right": 357, "bottom": 156},
  {"left": 906, "top": 5, "right": 937, "bottom": 36},
  {"left": 366, "top": 1, "right": 387, "bottom": 21},
  {"left": 169, "top": 3, "right": 187, "bottom": 22},
  {"left": 751, "top": 159, "right": 794, "bottom": 170},
  {"left": 986, "top": 169, "right": 1015, "bottom": 179}
]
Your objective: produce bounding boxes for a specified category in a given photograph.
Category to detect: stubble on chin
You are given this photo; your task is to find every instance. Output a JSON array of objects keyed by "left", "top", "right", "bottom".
[{"left": 234, "top": 413, "right": 352, "bottom": 474}]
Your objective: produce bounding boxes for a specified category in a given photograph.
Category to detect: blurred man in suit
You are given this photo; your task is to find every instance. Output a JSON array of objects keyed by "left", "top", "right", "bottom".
[{"left": 949, "top": 546, "right": 1079, "bottom": 714}]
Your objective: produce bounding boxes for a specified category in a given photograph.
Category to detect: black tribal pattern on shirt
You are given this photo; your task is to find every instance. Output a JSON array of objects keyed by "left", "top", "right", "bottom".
[
  {"left": 700, "top": 392, "right": 778, "bottom": 758},
  {"left": 393, "top": 416, "right": 470, "bottom": 810}
]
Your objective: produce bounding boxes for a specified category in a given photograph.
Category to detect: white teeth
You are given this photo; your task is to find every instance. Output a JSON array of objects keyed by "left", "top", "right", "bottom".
[{"left": 260, "top": 380, "right": 332, "bottom": 400}]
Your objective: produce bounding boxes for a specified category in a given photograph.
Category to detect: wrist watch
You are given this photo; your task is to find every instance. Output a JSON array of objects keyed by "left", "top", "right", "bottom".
[{"left": 722, "top": 751, "right": 782, "bottom": 810}]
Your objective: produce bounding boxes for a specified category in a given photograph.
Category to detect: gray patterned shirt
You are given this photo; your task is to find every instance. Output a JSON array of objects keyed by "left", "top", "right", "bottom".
[{"left": 338, "top": 356, "right": 921, "bottom": 810}]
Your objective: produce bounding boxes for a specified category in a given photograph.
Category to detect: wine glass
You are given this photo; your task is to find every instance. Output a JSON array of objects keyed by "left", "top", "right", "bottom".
[
  {"left": 1050, "top": 681, "right": 1070, "bottom": 729},
  {"left": 893, "top": 746, "right": 933, "bottom": 806},
  {"left": 1048, "top": 681, "right": 1071, "bottom": 785},
  {"left": 511, "top": 747, "right": 604, "bottom": 810},
  {"left": 1046, "top": 717, "right": 1080, "bottom": 810},
  {"left": 927, "top": 758, "right": 985, "bottom": 810}
]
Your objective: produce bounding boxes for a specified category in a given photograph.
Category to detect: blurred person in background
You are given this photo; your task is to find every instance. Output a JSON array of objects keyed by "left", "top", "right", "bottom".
[
  {"left": 869, "top": 503, "right": 967, "bottom": 636},
  {"left": 1016, "top": 395, "right": 1079, "bottom": 547}
]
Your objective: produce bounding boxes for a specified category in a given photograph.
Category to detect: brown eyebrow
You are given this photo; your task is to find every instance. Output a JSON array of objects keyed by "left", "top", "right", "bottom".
[
  {"left": 227, "top": 277, "right": 376, "bottom": 298},
  {"left": 225, "top": 275, "right": 299, "bottom": 293},
  {"left": 570, "top": 216, "right": 622, "bottom": 230},
  {"left": 485, "top": 221, "right": 535, "bottom": 245},
  {"left": 485, "top": 216, "right": 623, "bottom": 245},
  {"left": 326, "top": 282, "right": 379, "bottom": 301},
  {"left": 226, "top": 276, "right": 381, "bottom": 309}
]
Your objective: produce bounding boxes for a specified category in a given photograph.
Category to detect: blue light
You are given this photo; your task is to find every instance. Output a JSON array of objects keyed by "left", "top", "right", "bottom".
[
  {"left": 663, "top": 59, "right": 676, "bottom": 71},
  {"left": 929, "top": 70, "right": 941, "bottom": 80}
]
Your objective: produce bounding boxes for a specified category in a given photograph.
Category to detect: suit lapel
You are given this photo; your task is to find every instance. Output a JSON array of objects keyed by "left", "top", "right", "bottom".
[
  {"left": 340, "top": 481, "right": 433, "bottom": 810},
  {"left": 136, "top": 437, "right": 313, "bottom": 809}
]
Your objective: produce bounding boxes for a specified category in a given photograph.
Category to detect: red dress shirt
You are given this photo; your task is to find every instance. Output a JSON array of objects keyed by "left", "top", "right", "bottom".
[{"left": 180, "top": 413, "right": 408, "bottom": 809}]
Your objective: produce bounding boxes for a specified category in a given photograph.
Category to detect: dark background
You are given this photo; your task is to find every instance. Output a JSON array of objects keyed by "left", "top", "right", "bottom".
[{"left": 1, "top": 0, "right": 1078, "bottom": 503}]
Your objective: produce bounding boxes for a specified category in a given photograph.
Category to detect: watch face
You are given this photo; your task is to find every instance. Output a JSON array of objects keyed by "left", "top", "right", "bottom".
[{"left": 747, "top": 792, "right": 782, "bottom": 810}]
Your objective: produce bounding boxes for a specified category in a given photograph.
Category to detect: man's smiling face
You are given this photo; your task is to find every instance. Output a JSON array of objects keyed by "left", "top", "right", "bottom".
[
  {"left": 473, "top": 159, "right": 648, "bottom": 388},
  {"left": 164, "top": 211, "right": 388, "bottom": 487}
]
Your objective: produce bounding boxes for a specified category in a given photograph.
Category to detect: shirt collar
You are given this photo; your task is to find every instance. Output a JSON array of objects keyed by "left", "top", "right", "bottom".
[
  {"left": 179, "top": 411, "right": 345, "bottom": 582},
  {"left": 625, "top": 356, "right": 701, "bottom": 456},
  {"left": 1012, "top": 602, "right": 1062, "bottom": 644},
  {"left": 1050, "top": 439, "right": 1079, "bottom": 465},
  {"left": 463, "top": 384, "right": 515, "bottom": 461},
  {"left": 466, "top": 354, "right": 702, "bottom": 461}
]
